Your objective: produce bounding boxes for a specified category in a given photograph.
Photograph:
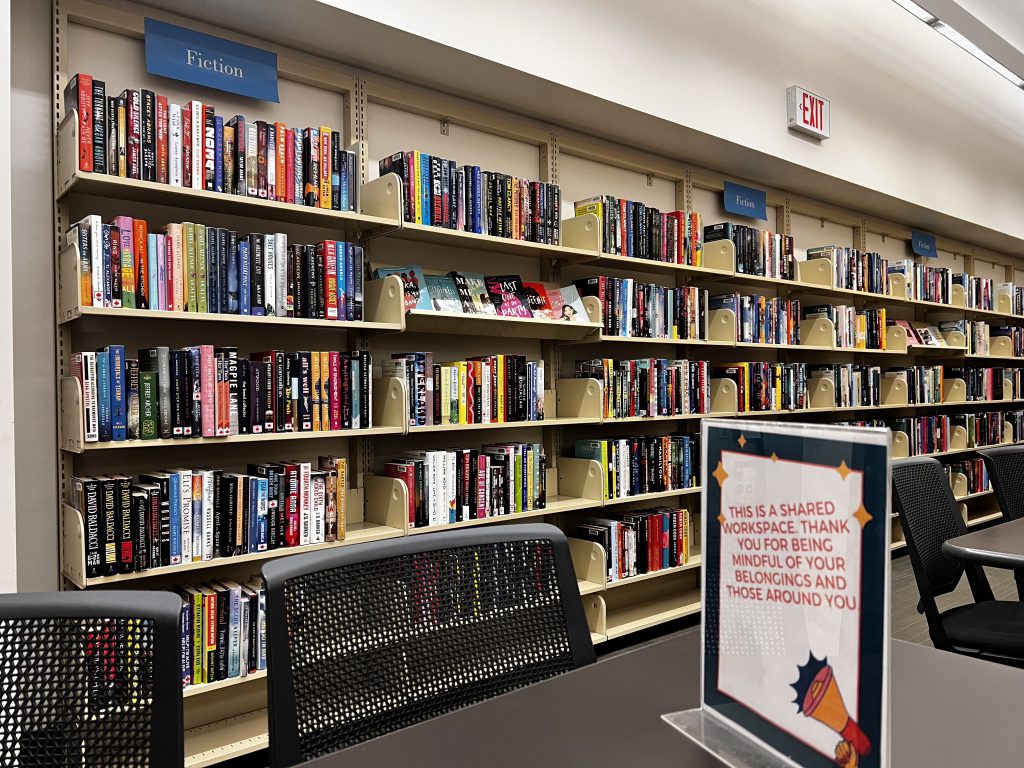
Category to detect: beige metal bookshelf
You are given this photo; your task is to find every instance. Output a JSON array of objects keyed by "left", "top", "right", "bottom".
[{"left": 49, "top": 0, "right": 1024, "bottom": 763}]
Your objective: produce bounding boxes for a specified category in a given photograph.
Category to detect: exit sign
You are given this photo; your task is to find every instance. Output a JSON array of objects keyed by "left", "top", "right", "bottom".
[{"left": 787, "top": 86, "right": 830, "bottom": 140}]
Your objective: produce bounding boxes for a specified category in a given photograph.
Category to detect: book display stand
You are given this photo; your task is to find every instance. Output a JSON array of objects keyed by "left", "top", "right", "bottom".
[{"left": 49, "top": 1, "right": 1024, "bottom": 763}]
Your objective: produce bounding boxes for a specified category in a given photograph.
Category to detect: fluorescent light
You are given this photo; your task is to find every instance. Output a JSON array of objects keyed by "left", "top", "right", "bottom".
[
  {"left": 931, "top": 21, "right": 1024, "bottom": 86},
  {"left": 891, "top": 0, "right": 936, "bottom": 23},
  {"left": 891, "top": 0, "right": 1024, "bottom": 89}
]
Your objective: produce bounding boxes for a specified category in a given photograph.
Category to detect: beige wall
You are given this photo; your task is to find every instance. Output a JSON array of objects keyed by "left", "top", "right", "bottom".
[{"left": 324, "top": 0, "right": 1024, "bottom": 243}]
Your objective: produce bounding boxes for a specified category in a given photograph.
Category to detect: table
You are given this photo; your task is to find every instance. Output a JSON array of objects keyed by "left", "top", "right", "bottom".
[
  {"left": 303, "top": 629, "right": 1024, "bottom": 767},
  {"left": 943, "top": 516, "right": 1024, "bottom": 569}
]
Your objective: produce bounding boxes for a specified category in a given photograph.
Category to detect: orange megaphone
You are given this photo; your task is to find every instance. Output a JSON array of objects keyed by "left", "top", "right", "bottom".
[{"left": 800, "top": 664, "right": 871, "bottom": 757}]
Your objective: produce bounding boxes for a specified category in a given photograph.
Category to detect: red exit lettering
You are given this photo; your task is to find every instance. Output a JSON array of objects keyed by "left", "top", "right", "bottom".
[{"left": 801, "top": 93, "right": 824, "bottom": 130}]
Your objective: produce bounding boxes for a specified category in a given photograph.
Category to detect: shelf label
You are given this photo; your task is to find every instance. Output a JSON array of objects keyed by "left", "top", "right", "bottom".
[
  {"left": 911, "top": 230, "right": 937, "bottom": 259},
  {"left": 696, "top": 419, "right": 891, "bottom": 768},
  {"left": 723, "top": 181, "right": 767, "bottom": 221},
  {"left": 144, "top": 18, "right": 279, "bottom": 103}
]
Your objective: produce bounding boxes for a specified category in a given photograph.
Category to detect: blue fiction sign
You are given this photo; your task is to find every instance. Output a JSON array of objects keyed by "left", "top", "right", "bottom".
[
  {"left": 723, "top": 181, "right": 767, "bottom": 221},
  {"left": 144, "top": 18, "right": 279, "bottom": 102},
  {"left": 910, "top": 230, "right": 937, "bottom": 259}
]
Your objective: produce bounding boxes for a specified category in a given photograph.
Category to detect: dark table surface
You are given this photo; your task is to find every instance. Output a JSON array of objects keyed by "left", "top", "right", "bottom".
[
  {"left": 303, "top": 629, "right": 1024, "bottom": 767},
  {"left": 943, "top": 516, "right": 1024, "bottom": 568}
]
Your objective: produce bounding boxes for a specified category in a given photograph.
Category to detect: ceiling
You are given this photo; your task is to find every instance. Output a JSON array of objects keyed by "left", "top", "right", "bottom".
[{"left": 918, "top": 0, "right": 1024, "bottom": 82}]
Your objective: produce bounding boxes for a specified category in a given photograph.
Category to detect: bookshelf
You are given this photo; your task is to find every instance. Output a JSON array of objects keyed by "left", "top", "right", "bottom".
[{"left": 50, "top": 0, "right": 1024, "bottom": 763}]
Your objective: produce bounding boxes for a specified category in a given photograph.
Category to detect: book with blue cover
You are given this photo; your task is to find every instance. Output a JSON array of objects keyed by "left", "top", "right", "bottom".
[{"left": 371, "top": 264, "right": 430, "bottom": 311}]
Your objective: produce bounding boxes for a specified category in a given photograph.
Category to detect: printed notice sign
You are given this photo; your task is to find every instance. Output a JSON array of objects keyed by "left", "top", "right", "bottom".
[{"left": 700, "top": 420, "right": 890, "bottom": 768}]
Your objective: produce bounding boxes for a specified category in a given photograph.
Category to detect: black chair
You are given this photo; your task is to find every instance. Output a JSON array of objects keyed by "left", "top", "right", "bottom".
[
  {"left": 262, "top": 523, "right": 595, "bottom": 767},
  {"left": 892, "top": 457, "right": 1024, "bottom": 665},
  {"left": 978, "top": 445, "right": 1024, "bottom": 523},
  {"left": 977, "top": 445, "right": 1024, "bottom": 598},
  {"left": 0, "top": 590, "right": 184, "bottom": 766}
]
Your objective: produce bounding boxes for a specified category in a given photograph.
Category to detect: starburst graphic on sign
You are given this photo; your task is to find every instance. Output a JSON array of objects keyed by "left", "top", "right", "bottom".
[
  {"left": 737, "top": 434, "right": 747, "bottom": 448},
  {"left": 771, "top": 452, "right": 779, "bottom": 462},
  {"left": 836, "top": 460, "right": 852, "bottom": 480},
  {"left": 854, "top": 504, "right": 872, "bottom": 528},
  {"left": 718, "top": 513, "right": 726, "bottom": 525},
  {"left": 712, "top": 461, "right": 729, "bottom": 487},
  {"left": 791, "top": 652, "right": 829, "bottom": 713}
]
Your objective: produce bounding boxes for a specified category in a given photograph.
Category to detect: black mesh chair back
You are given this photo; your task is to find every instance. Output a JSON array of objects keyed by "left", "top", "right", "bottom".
[
  {"left": 892, "top": 457, "right": 994, "bottom": 650},
  {"left": 262, "top": 523, "right": 595, "bottom": 767},
  {"left": 0, "top": 590, "right": 184, "bottom": 767},
  {"left": 978, "top": 445, "right": 1024, "bottom": 522}
]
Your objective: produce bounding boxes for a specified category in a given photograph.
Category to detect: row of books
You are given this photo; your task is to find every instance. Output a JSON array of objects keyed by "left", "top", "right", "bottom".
[
  {"left": 576, "top": 507, "right": 693, "bottom": 583},
  {"left": 711, "top": 294, "right": 801, "bottom": 345},
  {"left": 945, "top": 458, "right": 989, "bottom": 496},
  {"left": 804, "top": 305, "right": 886, "bottom": 350},
  {"left": 67, "top": 74, "right": 358, "bottom": 210},
  {"left": 71, "top": 346, "right": 371, "bottom": 443},
  {"left": 718, "top": 362, "right": 808, "bottom": 412},
  {"left": 806, "top": 246, "right": 889, "bottom": 294},
  {"left": 379, "top": 152, "right": 560, "bottom": 243},
  {"left": 383, "top": 353, "right": 545, "bottom": 427},
  {"left": 891, "top": 319, "right": 960, "bottom": 347},
  {"left": 809, "top": 364, "right": 881, "bottom": 408},
  {"left": 967, "top": 322, "right": 1024, "bottom": 357},
  {"left": 68, "top": 457, "right": 346, "bottom": 579},
  {"left": 573, "top": 196, "right": 704, "bottom": 265},
  {"left": 955, "top": 367, "right": 1021, "bottom": 402},
  {"left": 705, "top": 223, "right": 796, "bottom": 280},
  {"left": 178, "top": 576, "right": 267, "bottom": 689},
  {"left": 574, "top": 277, "right": 706, "bottom": 340},
  {"left": 575, "top": 358, "right": 712, "bottom": 419},
  {"left": 575, "top": 435, "right": 700, "bottom": 500},
  {"left": 889, "top": 411, "right": 1023, "bottom": 455},
  {"left": 69, "top": 215, "right": 365, "bottom": 320},
  {"left": 385, "top": 443, "right": 546, "bottom": 529},
  {"left": 372, "top": 264, "right": 589, "bottom": 321}
]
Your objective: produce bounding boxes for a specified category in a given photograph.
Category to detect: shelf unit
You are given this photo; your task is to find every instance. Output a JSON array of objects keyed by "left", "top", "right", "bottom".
[{"left": 50, "top": 1, "right": 1024, "bottom": 763}]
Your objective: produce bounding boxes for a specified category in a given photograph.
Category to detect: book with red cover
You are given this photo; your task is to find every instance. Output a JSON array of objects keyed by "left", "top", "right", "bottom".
[
  {"left": 282, "top": 463, "right": 300, "bottom": 548},
  {"left": 66, "top": 74, "right": 93, "bottom": 172},
  {"left": 522, "top": 281, "right": 555, "bottom": 319}
]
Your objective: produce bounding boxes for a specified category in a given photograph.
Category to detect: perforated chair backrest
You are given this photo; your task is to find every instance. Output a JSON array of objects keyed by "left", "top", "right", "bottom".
[
  {"left": 891, "top": 457, "right": 995, "bottom": 649},
  {"left": 262, "top": 523, "right": 595, "bottom": 767},
  {"left": 0, "top": 590, "right": 184, "bottom": 767},
  {"left": 978, "top": 445, "right": 1024, "bottom": 522}
]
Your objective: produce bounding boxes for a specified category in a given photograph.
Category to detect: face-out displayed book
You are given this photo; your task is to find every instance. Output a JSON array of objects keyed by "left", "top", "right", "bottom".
[{"left": 371, "top": 264, "right": 590, "bottom": 322}]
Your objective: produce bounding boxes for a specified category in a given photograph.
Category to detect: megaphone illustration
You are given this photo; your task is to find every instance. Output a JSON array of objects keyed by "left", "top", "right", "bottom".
[{"left": 792, "top": 654, "right": 872, "bottom": 758}]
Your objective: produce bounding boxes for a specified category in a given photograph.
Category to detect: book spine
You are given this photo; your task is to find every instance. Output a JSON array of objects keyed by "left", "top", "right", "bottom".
[
  {"left": 286, "top": 128, "right": 296, "bottom": 203},
  {"left": 331, "top": 131, "right": 341, "bottom": 210},
  {"left": 67, "top": 74, "right": 94, "bottom": 172},
  {"left": 126, "top": 90, "right": 141, "bottom": 179},
  {"left": 256, "top": 122, "right": 268, "bottom": 198},
  {"left": 319, "top": 126, "right": 331, "bottom": 209},
  {"left": 168, "top": 103, "right": 182, "bottom": 186},
  {"left": 141, "top": 89, "right": 156, "bottom": 181},
  {"left": 214, "top": 115, "right": 224, "bottom": 193},
  {"left": 98, "top": 478, "right": 117, "bottom": 576},
  {"left": 189, "top": 101, "right": 203, "bottom": 189},
  {"left": 91, "top": 80, "right": 106, "bottom": 174}
]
